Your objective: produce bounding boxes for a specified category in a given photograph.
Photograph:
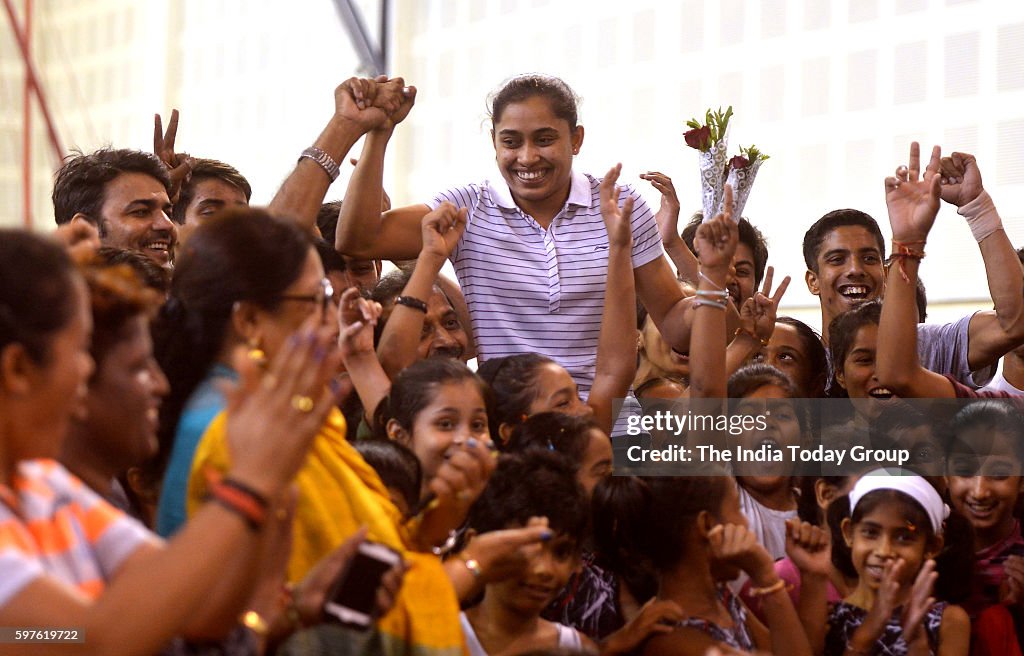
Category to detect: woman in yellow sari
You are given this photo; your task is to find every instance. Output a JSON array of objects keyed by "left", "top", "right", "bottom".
[{"left": 171, "top": 209, "right": 492, "bottom": 656}]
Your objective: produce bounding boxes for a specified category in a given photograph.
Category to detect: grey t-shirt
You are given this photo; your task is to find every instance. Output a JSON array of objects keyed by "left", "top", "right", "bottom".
[
  {"left": 918, "top": 312, "right": 995, "bottom": 388},
  {"left": 825, "top": 312, "right": 994, "bottom": 393}
]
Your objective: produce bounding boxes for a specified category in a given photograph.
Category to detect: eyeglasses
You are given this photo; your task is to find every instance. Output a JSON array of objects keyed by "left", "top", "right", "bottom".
[{"left": 274, "top": 278, "right": 335, "bottom": 316}]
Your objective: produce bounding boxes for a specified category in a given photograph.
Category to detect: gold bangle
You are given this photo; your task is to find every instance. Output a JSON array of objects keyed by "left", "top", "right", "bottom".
[
  {"left": 241, "top": 610, "right": 270, "bottom": 637},
  {"left": 748, "top": 578, "right": 788, "bottom": 597},
  {"left": 734, "top": 326, "right": 769, "bottom": 347}
]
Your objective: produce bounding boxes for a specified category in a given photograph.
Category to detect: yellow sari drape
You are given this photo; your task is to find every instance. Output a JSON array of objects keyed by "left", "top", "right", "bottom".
[{"left": 186, "top": 408, "right": 465, "bottom": 656}]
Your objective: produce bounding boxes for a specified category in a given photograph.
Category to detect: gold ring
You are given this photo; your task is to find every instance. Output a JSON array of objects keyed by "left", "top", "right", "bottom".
[{"left": 291, "top": 395, "right": 315, "bottom": 413}]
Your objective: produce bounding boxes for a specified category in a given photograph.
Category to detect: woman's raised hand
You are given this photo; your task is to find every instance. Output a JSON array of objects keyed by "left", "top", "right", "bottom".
[
  {"left": 225, "top": 318, "right": 344, "bottom": 499},
  {"left": 784, "top": 518, "right": 831, "bottom": 577}
]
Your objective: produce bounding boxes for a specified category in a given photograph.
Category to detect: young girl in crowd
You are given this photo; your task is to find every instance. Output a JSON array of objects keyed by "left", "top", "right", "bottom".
[
  {"left": 462, "top": 450, "right": 595, "bottom": 655},
  {"left": 945, "top": 401, "right": 1024, "bottom": 655},
  {"left": 505, "top": 412, "right": 613, "bottom": 497},
  {"left": 727, "top": 363, "right": 807, "bottom": 561},
  {"left": 825, "top": 470, "right": 970, "bottom": 656},
  {"left": 373, "top": 357, "right": 492, "bottom": 492},
  {"left": 756, "top": 316, "right": 829, "bottom": 399},
  {"left": 635, "top": 474, "right": 814, "bottom": 656},
  {"left": 828, "top": 300, "right": 895, "bottom": 426}
]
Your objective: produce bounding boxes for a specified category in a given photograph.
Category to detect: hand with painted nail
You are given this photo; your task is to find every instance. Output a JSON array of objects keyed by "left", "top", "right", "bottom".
[
  {"left": 225, "top": 316, "right": 344, "bottom": 499},
  {"left": 458, "top": 517, "right": 552, "bottom": 584},
  {"left": 415, "top": 437, "right": 497, "bottom": 550}
]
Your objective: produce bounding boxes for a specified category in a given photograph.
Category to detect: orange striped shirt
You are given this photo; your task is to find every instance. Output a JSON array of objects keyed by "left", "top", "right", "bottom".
[{"left": 0, "top": 459, "right": 158, "bottom": 606}]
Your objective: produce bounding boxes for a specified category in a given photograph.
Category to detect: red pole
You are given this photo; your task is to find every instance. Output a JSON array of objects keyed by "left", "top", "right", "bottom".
[
  {"left": 21, "top": 0, "right": 31, "bottom": 228},
  {"left": 2, "top": 0, "right": 63, "bottom": 166}
]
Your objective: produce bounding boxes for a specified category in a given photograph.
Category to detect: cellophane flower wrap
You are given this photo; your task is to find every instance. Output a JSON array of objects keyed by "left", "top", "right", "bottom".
[
  {"left": 725, "top": 145, "right": 769, "bottom": 220},
  {"left": 684, "top": 107, "right": 733, "bottom": 222}
]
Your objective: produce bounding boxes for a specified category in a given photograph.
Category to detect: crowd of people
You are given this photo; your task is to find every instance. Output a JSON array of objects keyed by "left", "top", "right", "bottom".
[{"left": 2, "top": 72, "right": 1024, "bottom": 656}]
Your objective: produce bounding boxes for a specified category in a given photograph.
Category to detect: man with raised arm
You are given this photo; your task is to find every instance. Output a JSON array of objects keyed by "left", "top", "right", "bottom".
[
  {"left": 804, "top": 146, "right": 1024, "bottom": 389},
  {"left": 875, "top": 143, "right": 1019, "bottom": 399}
]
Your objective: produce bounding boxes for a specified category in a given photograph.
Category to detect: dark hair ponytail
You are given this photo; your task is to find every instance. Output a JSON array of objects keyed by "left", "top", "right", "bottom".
[
  {"left": 477, "top": 353, "right": 553, "bottom": 442},
  {"left": 630, "top": 473, "right": 732, "bottom": 572},
  {"left": 591, "top": 476, "right": 657, "bottom": 605}
]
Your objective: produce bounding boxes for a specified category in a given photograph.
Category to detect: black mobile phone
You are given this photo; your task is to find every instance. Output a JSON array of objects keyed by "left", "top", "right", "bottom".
[{"left": 322, "top": 541, "right": 402, "bottom": 629}]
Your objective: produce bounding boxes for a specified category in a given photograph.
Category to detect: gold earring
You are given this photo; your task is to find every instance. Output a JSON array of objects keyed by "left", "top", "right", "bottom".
[{"left": 247, "top": 341, "right": 267, "bottom": 367}]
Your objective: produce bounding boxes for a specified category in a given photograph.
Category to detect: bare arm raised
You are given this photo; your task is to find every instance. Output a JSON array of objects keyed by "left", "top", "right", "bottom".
[
  {"left": 875, "top": 142, "right": 956, "bottom": 398},
  {"left": 270, "top": 77, "right": 411, "bottom": 234},
  {"left": 334, "top": 80, "right": 428, "bottom": 260},
  {"left": 938, "top": 152, "right": 1024, "bottom": 371},
  {"left": 588, "top": 164, "right": 639, "bottom": 435}
]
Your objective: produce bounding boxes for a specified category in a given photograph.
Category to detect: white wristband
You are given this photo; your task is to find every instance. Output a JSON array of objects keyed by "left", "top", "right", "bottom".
[{"left": 957, "top": 189, "right": 1002, "bottom": 243}]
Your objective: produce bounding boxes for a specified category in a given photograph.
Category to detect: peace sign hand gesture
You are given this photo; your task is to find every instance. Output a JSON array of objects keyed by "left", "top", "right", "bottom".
[
  {"left": 739, "top": 265, "right": 790, "bottom": 344},
  {"left": 154, "top": 109, "right": 194, "bottom": 204}
]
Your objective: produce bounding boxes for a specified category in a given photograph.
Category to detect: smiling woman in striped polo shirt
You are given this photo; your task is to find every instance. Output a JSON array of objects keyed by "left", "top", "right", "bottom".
[{"left": 336, "top": 74, "right": 698, "bottom": 404}]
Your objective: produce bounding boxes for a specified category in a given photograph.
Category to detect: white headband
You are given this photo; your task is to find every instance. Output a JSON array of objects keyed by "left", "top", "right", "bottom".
[{"left": 849, "top": 468, "right": 949, "bottom": 535}]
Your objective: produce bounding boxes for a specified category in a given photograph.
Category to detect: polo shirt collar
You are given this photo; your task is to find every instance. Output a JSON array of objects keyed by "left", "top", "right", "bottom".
[{"left": 486, "top": 169, "right": 590, "bottom": 211}]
